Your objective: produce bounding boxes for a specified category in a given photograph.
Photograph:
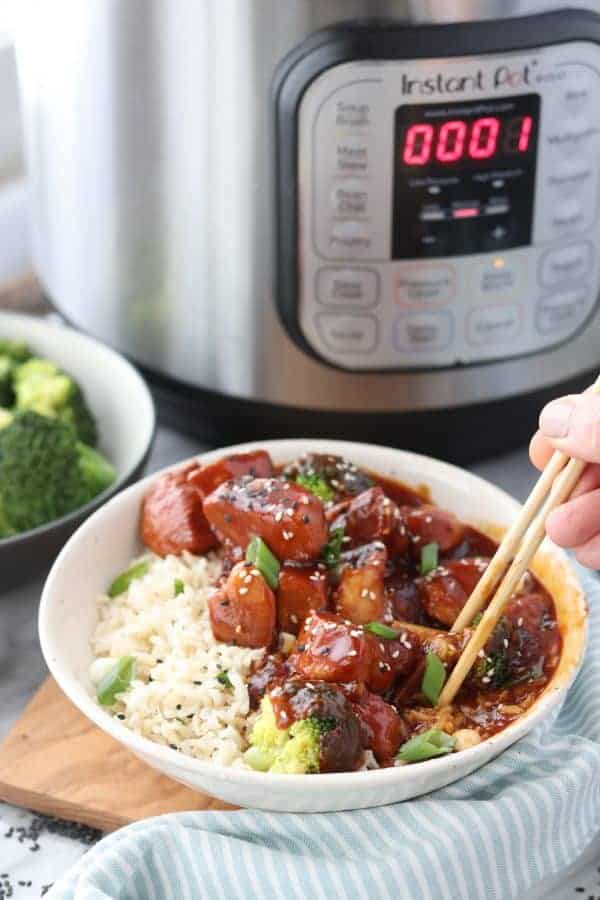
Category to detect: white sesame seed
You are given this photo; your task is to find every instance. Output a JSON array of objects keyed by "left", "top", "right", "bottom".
[
  {"left": 239, "top": 587, "right": 248, "bottom": 595},
  {"left": 503, "top": 638, "right": 509, "bottom": 649},
  {"left": 348, "top": 650, "right": 358, "bottom": 657},
  {"left": 290, "top": 614, "right": 298, "bottom": 624},
  {"left": 285, "top": 508, "right": 294, "bottom": 517},
  {"left": 361, "top": 588, "right": 369, "bottom": 598},
  {"left": 477, "top": 649, "right": 485, "bottom": 658},
  {"left": 517, "top": 617, "right": 524, "bottom": 627},
  {"left": 235, "top": 625, "right": 242, "bottom": 634},
  {"left": 275, "top": 510, "right": 283, "bottom": 522}
]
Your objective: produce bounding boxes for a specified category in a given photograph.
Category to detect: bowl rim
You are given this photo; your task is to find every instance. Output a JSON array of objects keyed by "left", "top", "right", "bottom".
[
  {"left": 39, "top": 438, "right": 587, "bottom": 789},
  {"left": 0, "top": 311, "right": 157, "bottom": 548}
]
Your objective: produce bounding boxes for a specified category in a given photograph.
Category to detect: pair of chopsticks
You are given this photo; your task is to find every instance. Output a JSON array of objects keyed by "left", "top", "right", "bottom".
[{"left": 437, "top": 381, "right": 598, "bottom": 707}]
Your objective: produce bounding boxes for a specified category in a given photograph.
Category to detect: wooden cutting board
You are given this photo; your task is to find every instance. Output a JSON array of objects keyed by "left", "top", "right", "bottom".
[{"left": 0, "top": 678, "right": 234, "bottom": 832}]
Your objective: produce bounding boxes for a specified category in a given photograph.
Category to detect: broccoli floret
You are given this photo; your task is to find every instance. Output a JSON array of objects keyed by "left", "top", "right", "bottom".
[
  {"left": 244, "top": 696, "right": 326, "bottom": 774},
  {"left": 0, "top": 339, "right": 31, "bottom": 363},
  {"left": 245, "top": 685, "right": 361, "bottom": 774},
  {"left": 0, "top": 356, "right": 14, "bottom": 407},
  {"left": 283, "top": 453, "right": 374, "bottom": 501},
  {"left": 0, "top": 411, "right": 115, "bottom": 534},
  {"left": 0, "top": 408, "right": 12, "bottom": 430},
  {"left": 13, "top": 358, "right": 98, "bottom": 446},
  {"left": 472, "top": 617, "right": 512, "bottom": 689}
]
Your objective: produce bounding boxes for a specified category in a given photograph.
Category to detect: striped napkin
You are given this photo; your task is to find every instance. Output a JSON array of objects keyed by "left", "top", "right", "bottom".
[{"left": 49, "top": 563, "right": 600, "bottom": 900}]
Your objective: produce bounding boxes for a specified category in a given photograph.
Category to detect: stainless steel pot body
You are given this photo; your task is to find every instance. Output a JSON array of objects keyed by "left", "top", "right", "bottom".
[{"left": 15, "top": 0, "right": 600, "bottom": 413}]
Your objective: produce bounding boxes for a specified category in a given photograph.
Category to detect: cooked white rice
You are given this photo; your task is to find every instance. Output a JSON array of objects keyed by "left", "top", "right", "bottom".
[{"left": 90, "top": 551, "right": 265, "bottom": 768}]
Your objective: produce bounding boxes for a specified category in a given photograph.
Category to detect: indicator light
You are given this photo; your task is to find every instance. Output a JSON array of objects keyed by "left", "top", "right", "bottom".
[{"left": 453, "top": 207, "right": 479, "bottom": 219}]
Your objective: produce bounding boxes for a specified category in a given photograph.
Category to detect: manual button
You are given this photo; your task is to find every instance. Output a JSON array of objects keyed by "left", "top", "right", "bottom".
[
  {"left": 316, "top": 313, "right": 378, "bottom": 354},
  {"left": 317, "top": 268, "right": 379, "bottom": 308},
  {"left": 540, "top": 242, "right": 592, "bottom": 287},
  {"left": 467, "top": 305, "right": 521, "bottom": 346}
]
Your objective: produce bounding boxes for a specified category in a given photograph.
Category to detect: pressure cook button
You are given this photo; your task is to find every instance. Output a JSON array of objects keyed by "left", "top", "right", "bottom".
[
  {"left": 466, "top": 305, "right": 521, "bottom": 346},
  {"left": 334, "top": 138, "right": 371, "bottom": 174},
  {"left": 316, "top": 313, "right": 378, "bottom": 354},
  {"left": 547, "top": 163, "right": 594, "bottom": 196},
  {"left": 540, "top": 242, "right": 592, "bottom": 288},
  {"left": 545, "top": 120, "right": 600, "bottom": 155},
  {"left": 395, "top": 264, "right": 455, "bottom": 306},
  {"left": 393, "top": 312, "right": 453, "bottom": 353},
  {"left": 331, "top": 181, "right": 369, "bottom": 216},
  {"left": 317, "top": 268, "right": 379, "bottom": 308},
  {"left": 536, "top": 287, "right": 588, "bottom": 335},
  {"left": 329, "top": 221, "right": 372, "bottom": 254}
]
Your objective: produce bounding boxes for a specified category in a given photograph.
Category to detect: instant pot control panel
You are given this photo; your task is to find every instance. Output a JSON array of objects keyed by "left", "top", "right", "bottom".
[{"left": 276, "top": 18, "right": 600, "bottom": 371}]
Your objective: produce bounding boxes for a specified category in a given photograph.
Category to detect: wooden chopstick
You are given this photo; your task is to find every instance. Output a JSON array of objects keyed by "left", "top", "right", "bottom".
[
  {"left": 438, "top": 451, "right": 587, "bottom": 706},
  {"left": 451, "top": 448, "right": 569, "bottom": 632},
  {"left": 435, "top": 375, "right": 600, "bottom": 708}
]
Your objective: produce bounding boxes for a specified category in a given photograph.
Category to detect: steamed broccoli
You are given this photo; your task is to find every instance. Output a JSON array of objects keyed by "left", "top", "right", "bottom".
[
  {"left": 0, "top": 408, "right": 12, "bottom": 430},
  {"left": 0, "top": 411, "right": 116, "bottom": 535},
  {"left": 244, "top": 684, "right": 361, "bottom": 774},
  {"left": 0, "top": 339, "right": 31, "bottom": 363},
  {"left": 13, "top": 358, "right": 97, "bottom": 446},
  {"left": 0, "top": 357, "right": 13, "bottom": 407},
  {"left": 244, "top": 696, "right": 326, "bottom": 774}
]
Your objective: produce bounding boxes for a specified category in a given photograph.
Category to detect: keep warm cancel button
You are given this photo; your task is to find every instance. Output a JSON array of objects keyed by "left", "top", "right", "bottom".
[{"left": 467, "top": 305, "right": 522, "bottom": 346}]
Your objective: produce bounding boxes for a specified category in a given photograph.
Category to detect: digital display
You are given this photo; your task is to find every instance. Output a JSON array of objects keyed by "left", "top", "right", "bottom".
[{"left": 393, "top": 94, "right": 541, "bottom": 259}]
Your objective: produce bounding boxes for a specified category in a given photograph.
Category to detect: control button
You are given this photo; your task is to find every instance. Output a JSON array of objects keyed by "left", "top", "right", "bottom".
[
  {"left": 549, "top": 199, "right": 586, "bottom": 235},
  {"left": 475, "top": 257, "right": 524, "bottom": 298},
  {"left": 335, "top": 100, "right": 373, "bottom": 129},
  {"left": 317, "top": 268, "right": 379, "bottom": 308},
  {"left": 334, "top": 138, "right": 371, "bottom": 174},
  {"left": 330, "top": 181, "right": 369, "bottom": 216},
  {"left": 329, "top": 220, "right": 372, "bottom": 254},
  {"left": 540, "top": 242, "right": 592, "bottom": 288},
  {"left": 393, "top": 312, "right": 453, "bottom": 353},
  {"left": 545, "top": 119, "right": 600, "bottom": 156},
  {"left": 481, "top": 220, "right": 514, "bottom": 251},
  {"left": 395, "top": 264, "right": 455, "bottom": 306},
  {"left": 536, "top": 286, "right": 588, "bottom": 336},
  {"left": 547, "top": 162, "right": 594, "bottom": 196},
  {"left": 316, "top": 313, "right": 378, "bottom": 354},
  {"left": 466, "top": 305, "right": 521, "bottom": 346},
  {"left": 561, "top": 67, "right": 596, "bottom": 115}
]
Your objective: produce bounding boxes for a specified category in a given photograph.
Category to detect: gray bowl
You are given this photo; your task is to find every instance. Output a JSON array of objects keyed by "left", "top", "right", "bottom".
[{"left": 0, "top": 313, "right": 156, "bottom": 590}]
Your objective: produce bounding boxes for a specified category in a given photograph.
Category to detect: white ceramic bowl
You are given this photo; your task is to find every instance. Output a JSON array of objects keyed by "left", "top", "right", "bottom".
[
  {"left": 0, "top": 312, "right": 156, "bottom": 588},
  {"left": 39, "top": 439, "right": 586, "bottom": 812}
]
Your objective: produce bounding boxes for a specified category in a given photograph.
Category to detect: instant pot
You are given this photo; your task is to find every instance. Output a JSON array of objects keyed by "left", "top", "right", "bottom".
[{"left": 15, "top": 1, "right": 600, "bottom": 461}]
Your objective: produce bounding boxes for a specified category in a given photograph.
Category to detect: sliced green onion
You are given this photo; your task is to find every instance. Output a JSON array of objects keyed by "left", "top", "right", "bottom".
[
  {"left": 321, "top": 527, "right": 345, "bottom": 569},
  {"left": 97, "top": 656, "right": 136, "bottom": 706},
  {"left": 174, "top": 578, "right": 185, "bottom": 596},
  {"left": 108, "top": 561, "right": 150, "bottom": 598},
  {"left": 397, "top": 729, "right": 456, "bottom": 763},
  {"left": 365, "top": 621, "right": 401, "bottom": 639},
  {"left": 419, "top": 542, "right": 439, "bottom": 576},
  {"left": 245, "top": 536, "right": 280, "bottom": 589},
  {"left": 217, "top": 670, "right": 232, "bottom": 689},
  {"left": 295, "top": 473, "right": 334, "bottom": 503},
  {"left": 421, "top": 652, "right": 447, "bottom": 705}
]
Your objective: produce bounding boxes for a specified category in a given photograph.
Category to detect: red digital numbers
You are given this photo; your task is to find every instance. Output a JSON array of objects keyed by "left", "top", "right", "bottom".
[{"left": 402, "top": 115, "right": 533, "bottom": 166}]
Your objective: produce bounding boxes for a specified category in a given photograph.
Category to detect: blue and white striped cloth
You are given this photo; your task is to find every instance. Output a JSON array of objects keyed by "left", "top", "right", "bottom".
[{"left": 49, "top": 564, "right": 600, "bottom": 900}]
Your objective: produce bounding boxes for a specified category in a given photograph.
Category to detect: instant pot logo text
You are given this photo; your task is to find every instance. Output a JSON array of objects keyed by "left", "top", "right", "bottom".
[{"left": 400, "top": 62, "right": 534, "bottom": 96}]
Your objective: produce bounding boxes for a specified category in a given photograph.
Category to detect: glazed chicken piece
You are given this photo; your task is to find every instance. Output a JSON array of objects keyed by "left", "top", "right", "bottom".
[
  {"left": 403, "top": 504, "right": 465, "bottom": 553},
  {"left": 140, "top": 463, "right": 216, "bottom": 557},
  {"left": 283, "top": 453, "right": 374, "bottom": 502},
  {"left": 208, "top": 560, "right": 276, "bottom": 649},
  {"left": 290, "top": 611, "right": 420, "bottom": 694},
  {"left": 203, "top": 478, "right": 328, "bottom": 562},
  {"left": 417, "top": 557, "right": 490, "bottom": 627},
  {"left": 468, "top": 591, "right": 561, "bottom": 689},
  {"left": 330, "top": 487, "right": 409, "bottom": 557},
  {"left": 277, "top": 564, "right": 329, "bottom": 635},
  {"left": 140, "top": 451, "right": 273, "bottom": 558},
  {"left": 344, "top": 684, "right": 407, "bottom": 763},
  {"left": 385, "top": 571, "right": 427, "bottom": 624},
  {"left": 248, "top": 653, "right": 290, "bottom": 709},
  {"left": 334, "top": 542, "right": 387, "bottom": 625}
]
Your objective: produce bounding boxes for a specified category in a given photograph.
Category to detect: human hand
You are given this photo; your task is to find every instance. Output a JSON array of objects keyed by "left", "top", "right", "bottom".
[{"left": 530, "top": 392, "right": 600, "bottom": 568}]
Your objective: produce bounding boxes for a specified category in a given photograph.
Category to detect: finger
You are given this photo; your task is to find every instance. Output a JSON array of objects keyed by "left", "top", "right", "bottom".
[
  {"left": 539, "top": 394, "right": 600, "bottom": 463},
  {"left": 570, "top": 462, "right": 600, "bottom": 499},
  {"left": 529, "top": 431, "right": 554, "bottom": 471},
  {"left": 573, "top": 531, "right": 600, "bottom": 569},
  {"left": 545, "top": 487, "right": 600, "bottom": 548}
]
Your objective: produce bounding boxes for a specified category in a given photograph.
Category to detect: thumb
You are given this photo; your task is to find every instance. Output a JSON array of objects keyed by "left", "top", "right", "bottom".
[{"left": 539, "top": 393, "right": 600, "bottom": 463}]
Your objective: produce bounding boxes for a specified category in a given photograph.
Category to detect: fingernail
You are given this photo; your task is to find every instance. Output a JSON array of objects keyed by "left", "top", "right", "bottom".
[{"left": 540, "top": 400, "right": 574, "bottom": 438}]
